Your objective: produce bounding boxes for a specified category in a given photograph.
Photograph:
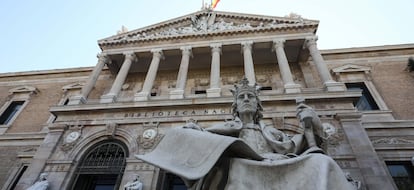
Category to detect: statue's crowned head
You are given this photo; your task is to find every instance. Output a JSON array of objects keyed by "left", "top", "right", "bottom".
[{"left": 231, "top": 78, "right": 263, "bottom": 123}]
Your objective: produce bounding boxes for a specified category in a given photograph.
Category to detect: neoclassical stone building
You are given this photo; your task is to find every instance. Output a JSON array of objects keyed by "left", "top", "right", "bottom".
[{"left": 0, "top": 9, "right": 413, "bottom": 190}]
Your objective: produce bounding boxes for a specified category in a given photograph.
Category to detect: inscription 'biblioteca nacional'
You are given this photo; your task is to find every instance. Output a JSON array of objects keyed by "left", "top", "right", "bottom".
[{"left": 123, "top": 109, "right": 230, "bottom": 118}]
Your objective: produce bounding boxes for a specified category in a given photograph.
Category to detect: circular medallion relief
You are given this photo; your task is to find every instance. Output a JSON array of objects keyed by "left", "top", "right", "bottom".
[
  {"left": 142, "top": 129, "right": 157, "bottom": 140},
  {"left": 65, "top": 131, "right": 80, "bottom": 143}
]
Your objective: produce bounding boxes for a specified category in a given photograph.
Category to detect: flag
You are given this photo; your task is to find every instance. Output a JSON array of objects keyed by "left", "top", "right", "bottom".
[{"left": 212, "top": 0, "right": 220, "bottom": 8}]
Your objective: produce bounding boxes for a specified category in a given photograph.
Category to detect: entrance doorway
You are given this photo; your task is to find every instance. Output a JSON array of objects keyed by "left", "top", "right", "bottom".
[{"left": 71, "top": 140, "right": 128, "bottom": 190}]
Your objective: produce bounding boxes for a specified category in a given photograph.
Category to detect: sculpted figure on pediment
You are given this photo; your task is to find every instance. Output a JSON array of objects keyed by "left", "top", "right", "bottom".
[{"left": 137, "top": 78, "right": 357, "bottom": 190}]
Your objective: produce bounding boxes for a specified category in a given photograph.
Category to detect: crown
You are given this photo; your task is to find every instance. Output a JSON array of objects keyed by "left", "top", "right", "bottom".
[{"left": 231, "top": 77, "right": 259, "bottom": 97}]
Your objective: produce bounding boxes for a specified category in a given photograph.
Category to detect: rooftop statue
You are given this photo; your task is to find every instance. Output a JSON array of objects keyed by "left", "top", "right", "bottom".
[{"left": 136, "top": 78, "right": 358, "bottom": 190}]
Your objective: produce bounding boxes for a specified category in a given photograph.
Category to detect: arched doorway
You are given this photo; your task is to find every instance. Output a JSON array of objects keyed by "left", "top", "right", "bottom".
[{"left": 71, "top": 140, "right": 128, "bottom": 190}]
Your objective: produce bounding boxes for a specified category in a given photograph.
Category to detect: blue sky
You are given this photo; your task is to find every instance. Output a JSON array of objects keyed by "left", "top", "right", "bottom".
[{"left": 0, "top": 0, "right": 413, "bottom": 73}]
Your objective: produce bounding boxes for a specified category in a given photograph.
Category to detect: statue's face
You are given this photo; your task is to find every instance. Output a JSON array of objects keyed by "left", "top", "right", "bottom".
[{"left": 236, "top": 91, "right": 257, "bottom": 114}]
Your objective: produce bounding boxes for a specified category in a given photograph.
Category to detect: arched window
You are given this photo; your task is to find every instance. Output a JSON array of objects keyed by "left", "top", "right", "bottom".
[{"left": 71, "top": 140, "right": 128, "bottom": 190}]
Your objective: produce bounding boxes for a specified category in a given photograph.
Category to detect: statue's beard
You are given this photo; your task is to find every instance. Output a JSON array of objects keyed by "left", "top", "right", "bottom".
[{"left": 238, "top": 104, "right": 257, "bottom": 115}]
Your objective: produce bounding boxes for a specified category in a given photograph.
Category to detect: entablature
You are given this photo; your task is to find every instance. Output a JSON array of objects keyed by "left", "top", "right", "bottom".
[{"left": 52, "top": 91, "right": 360, "bottom": 115}]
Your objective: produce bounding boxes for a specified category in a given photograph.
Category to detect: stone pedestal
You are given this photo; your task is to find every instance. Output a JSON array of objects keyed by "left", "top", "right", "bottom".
[
  {"left": 207, "top": 88, "right": 221, "bottom": 97},
  {"left": 68, "top": 95, "right": 87, "bottom": 105},
  {"left": 100, "top": 93, "right": 117, "bottom": 103},
  {"left": 169, "top": 89, "right": 184, "bottom": 99},
  {"left": 135, "top": 92, "right": 150, "bottom": 101},
  {"left": 284, "top": 83, "right": 302, "bottom": 93},
  {"left": 324, "top": 81, "right": 346, "bottom": 92}
]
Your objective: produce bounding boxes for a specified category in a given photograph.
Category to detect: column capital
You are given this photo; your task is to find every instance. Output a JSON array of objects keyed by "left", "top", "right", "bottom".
[
  {"left": 241, "top": 41, "right": 253, "bottom": 51},
  {"left": 97, "top": 53, "right": 111, "bottom": 64},
  {"left": 305, "top": 36, "right": 318, "bottom": 47},
  {"left": 151, "top": 49, "right": 164, "bottom": 59},
  {"left": 123, "top": 52, "right": 138, "bottom": 62},
  {"left": 180, "top": 46, "right": 193, "bottom": 57},
  {"left": 272, "top": 38, "right": 286, "bottom": 50},
  {"left": 210, "top": 43, "right": 222, "bottom": 54}
]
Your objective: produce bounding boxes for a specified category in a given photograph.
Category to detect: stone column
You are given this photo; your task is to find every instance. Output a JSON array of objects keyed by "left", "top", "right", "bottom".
[
  {"left": 170, "top": 46, "right": 192, "bottom": 99},
  {"left": 207, "top": 43, "right": 222, "bottom": 97},
  {"left": 272, "top": 39, "right": 301, "bottom": 93},
  {"left": 15, "top": 124, "right": 66, "bottom": 190},
  {"left": 100, "top": 52, "right": 137, "bottom": 103},
  {"left": 305, "top": 36, "right": 345, "bottom": 91},
  {"left": 241, "top": 41, "right": 256, "bottom": 85},
  {"left": 69, "top": 53, "right": 110, "bottom": 105},
  {"left": 135, "top": 49, "right": 164, "bottom": 101}
]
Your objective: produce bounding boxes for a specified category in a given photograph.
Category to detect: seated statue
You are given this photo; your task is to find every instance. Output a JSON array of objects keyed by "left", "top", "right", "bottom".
[
  {"left": 27, "top": 173, "right": 49, "bottom": 190},
  {"left": 137, "top": 78, "right": 357, "bottom": 190},
  {"left": 124, "top": 174, "right": 143, "bottom": 190}
]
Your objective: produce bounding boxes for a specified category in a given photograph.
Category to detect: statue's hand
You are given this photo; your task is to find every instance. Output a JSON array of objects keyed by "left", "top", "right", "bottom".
[
  {"left": 182, "top": 123, "right": 204, "bottom": 131},
  {"left": 224, "top": 118, "right": 242, "bottom": 129},
  {"left": 262, "top": 127, "right": 294, "bottom": 154}
]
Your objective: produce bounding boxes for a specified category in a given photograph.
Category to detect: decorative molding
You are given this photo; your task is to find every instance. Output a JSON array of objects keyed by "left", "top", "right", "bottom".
[
  {"left": 138, "top": 122, "right": 164, "bottom": 150},
  {"left": 106, "top": 122, "right": 118, "bottom": 138},
  {"left": 44, "top": 163, "right": 71, "bottom": 172},
  {"left": 60, "top": 122, "right": 84, "bottom": 152},
  {"left": 126, "top": 163, "right": 155, "bottom": 171},
  {"left": 372, "top": 137, "right": 414, "bottom": 145}
]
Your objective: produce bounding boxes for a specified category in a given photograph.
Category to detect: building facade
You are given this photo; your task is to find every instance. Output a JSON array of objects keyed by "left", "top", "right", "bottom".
[{"left": 0, "top": 9, "right": 413, "bottom": 190}]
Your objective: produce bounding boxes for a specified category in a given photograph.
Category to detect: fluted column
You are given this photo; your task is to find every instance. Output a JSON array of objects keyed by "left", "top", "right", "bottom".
[
  {"left": 273, "top": 39, "right": 301, "bottom": 93},
  {"left": 101, "top": 52, "right": 137, "bottom": 103},
  {"left": 305, "top": 36, "right": 345, "bottom": 91},
  {"left": 170, "top": 46, "right": 192, "bottom": 99},
  {"left": 207, "top": 43, "right": 222, "bottom": 97},
  {"left": 69, "top": 53, "right": 110, "bottom": 105},
  {"left": 241, "top": 41, "right": 256, "bottom": 85},
  {"left": 135, "top": 49, "right": 164, "bottom": 101}
]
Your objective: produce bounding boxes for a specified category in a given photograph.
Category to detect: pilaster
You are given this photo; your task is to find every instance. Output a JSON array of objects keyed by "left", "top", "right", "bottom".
[{"left": 337, "top": 112, "right": 397, "bottom": 190}]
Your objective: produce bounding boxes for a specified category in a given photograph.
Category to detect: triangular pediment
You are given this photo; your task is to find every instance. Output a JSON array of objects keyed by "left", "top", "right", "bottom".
[
  {"left": 99, "top": 10, "right": 318, "bottom": 47},
  {"left": 9, "top": 86, "right": 38, "bottom": 94},
  {"left": 332, "top": 64, "right": 371, "bottom": 74},
  {"left": 62, "top": 82, "right": 85, "bottom": 91}
]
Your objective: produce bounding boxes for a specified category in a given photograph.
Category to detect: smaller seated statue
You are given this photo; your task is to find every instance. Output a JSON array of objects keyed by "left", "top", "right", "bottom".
[
  {"left": 124, "top": 174, "right": 143, "bottom": 190},
  {"left": 27, "top": 173, "right": 49, "bottom": 190}
]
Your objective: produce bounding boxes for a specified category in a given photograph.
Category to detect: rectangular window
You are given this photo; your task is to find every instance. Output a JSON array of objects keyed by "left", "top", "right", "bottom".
[
  {"left": 386, "top": 162, "right": 414, "bottom": 190},
  {"left": 195, "top": 90, "right": 207, "bottom": 94},
  {"left": 0, "top": 101, "right": 25, "bottom": 125},
  {"left": 346, "top": 83, "right": 379, "bottom": 111},
  {"left": 260, "top": 86, "right": 273, "bottom": 91},
  {"left": 9, "top": 165, "right": 28, "bottom": 190}
]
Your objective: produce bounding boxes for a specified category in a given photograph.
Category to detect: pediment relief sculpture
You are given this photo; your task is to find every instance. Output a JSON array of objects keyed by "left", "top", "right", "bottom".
[{"left": 100, "top": 11, "right": 317, "bottom": 45}]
